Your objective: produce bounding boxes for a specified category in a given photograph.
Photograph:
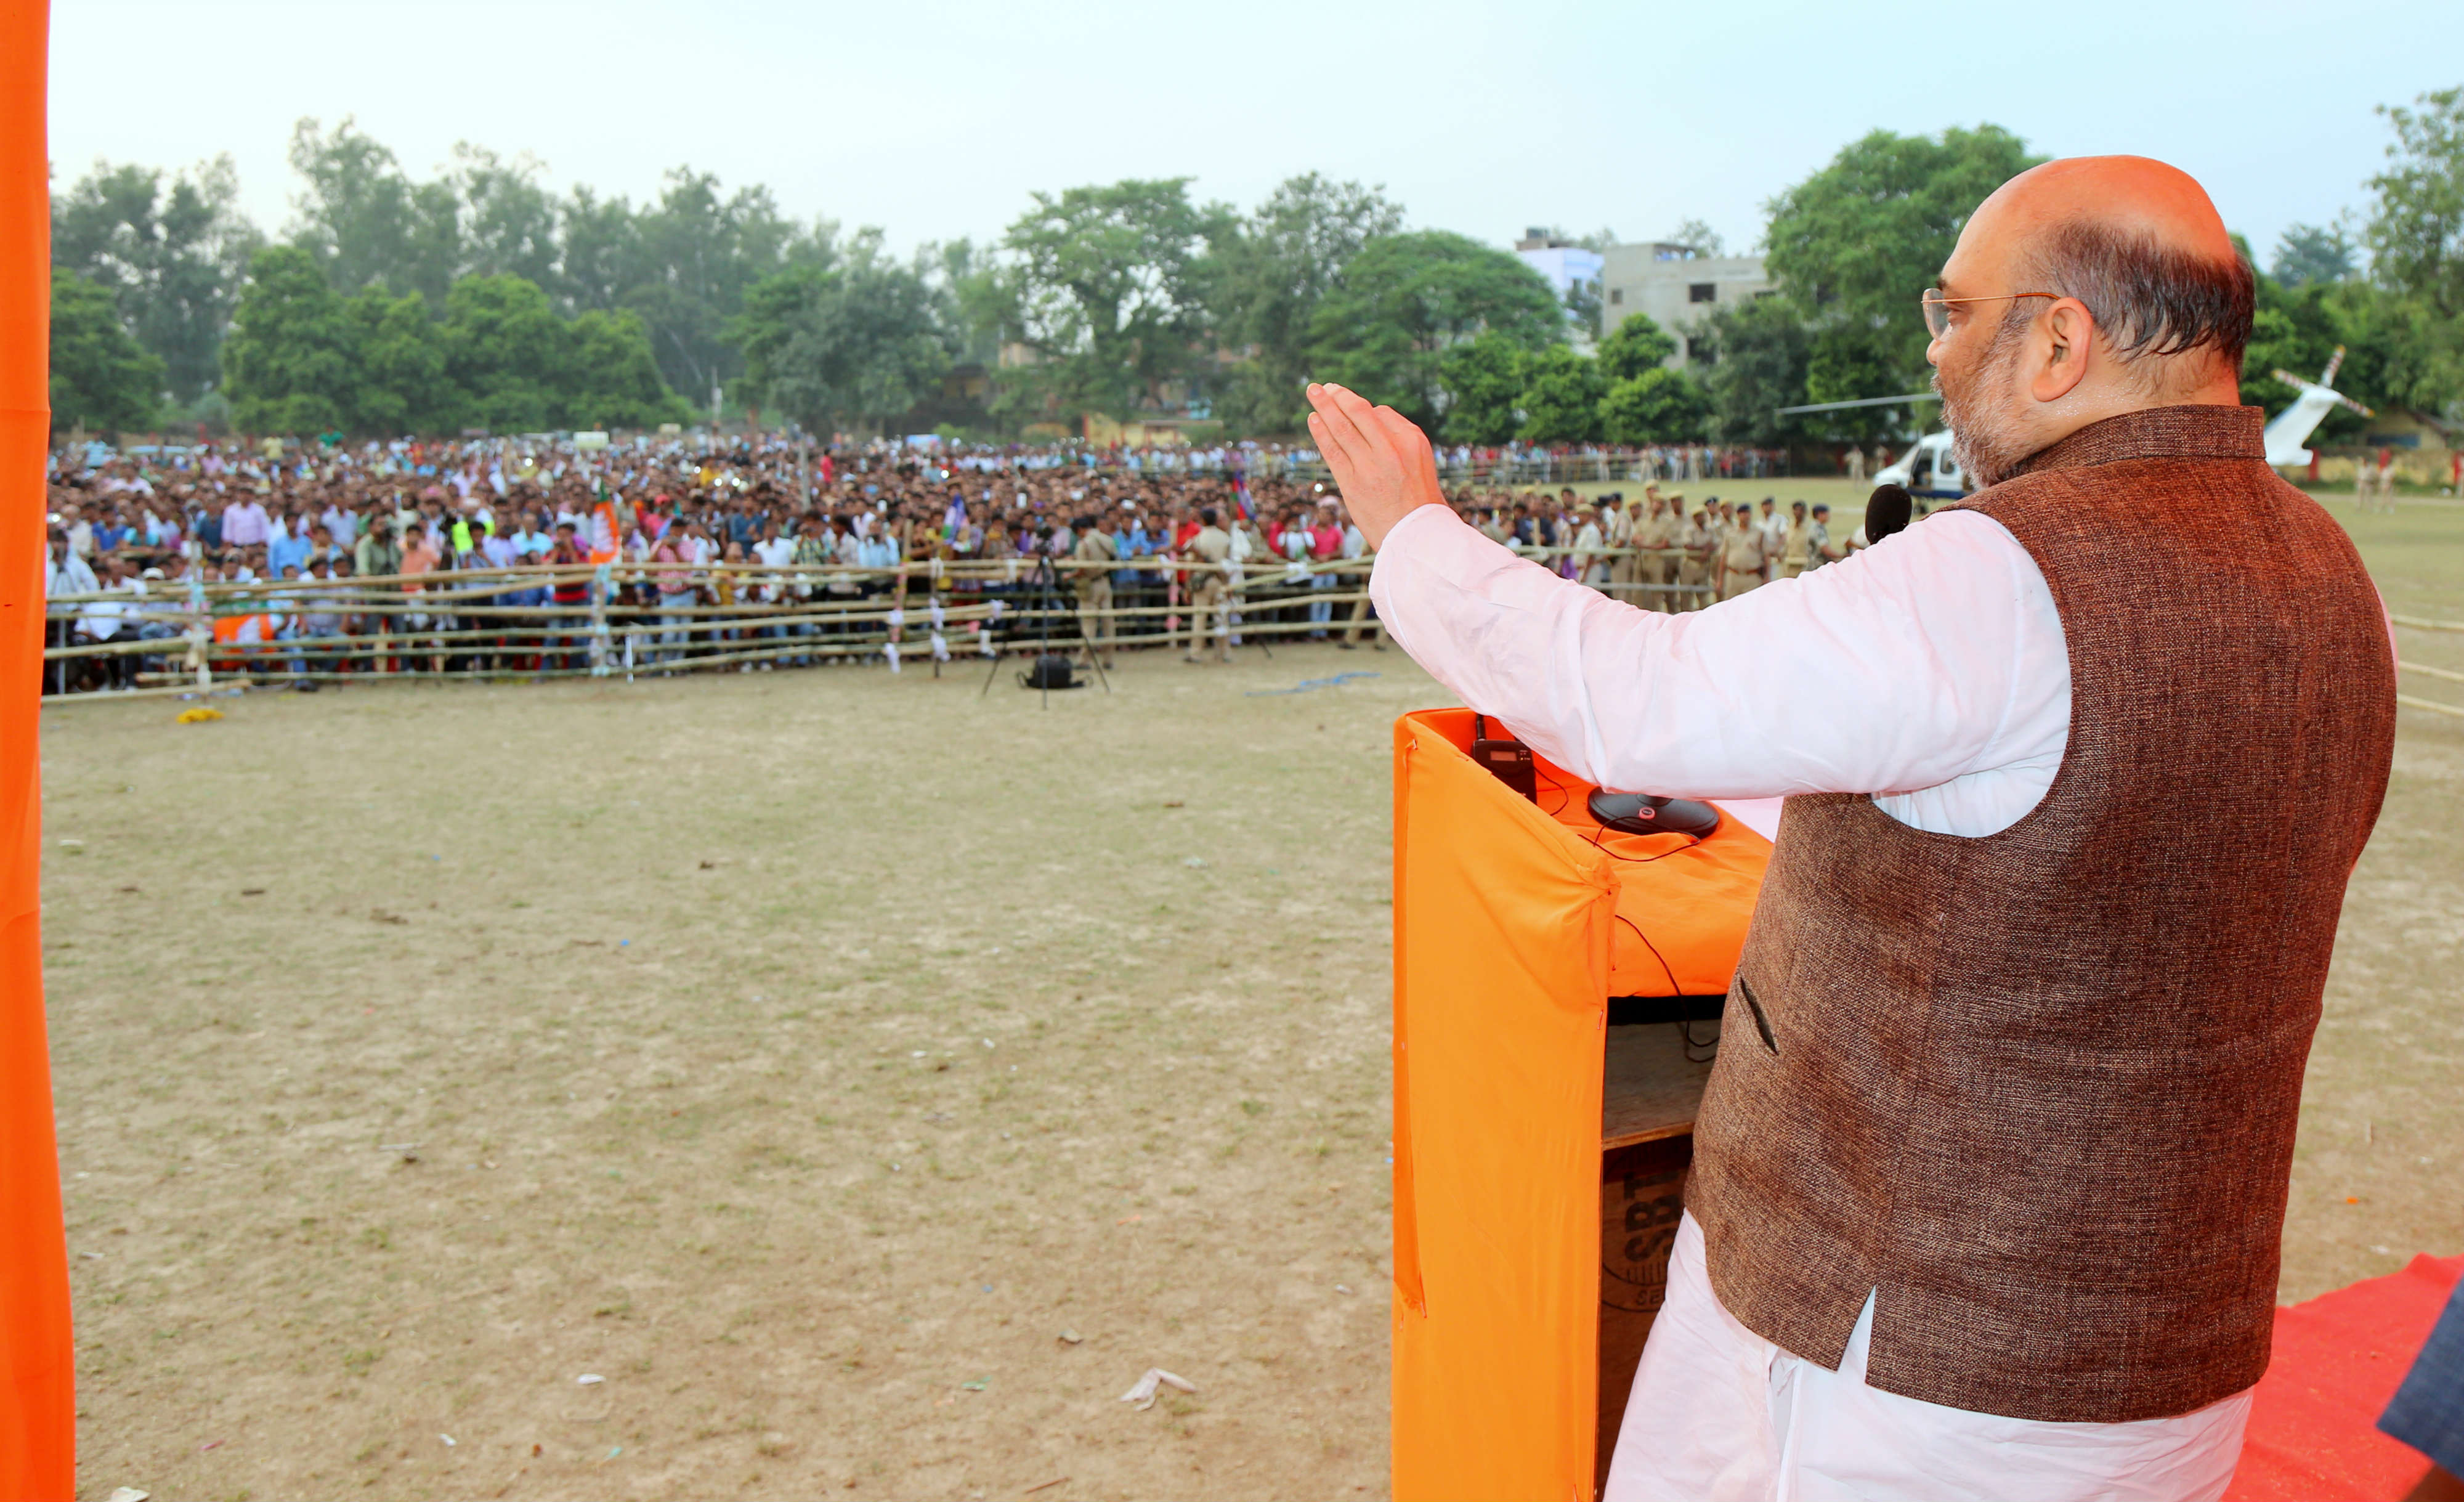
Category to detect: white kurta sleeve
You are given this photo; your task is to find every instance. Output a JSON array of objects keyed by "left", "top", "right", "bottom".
[{"left": 1367, "top": 503, "right": 2068, "bottom": 813}]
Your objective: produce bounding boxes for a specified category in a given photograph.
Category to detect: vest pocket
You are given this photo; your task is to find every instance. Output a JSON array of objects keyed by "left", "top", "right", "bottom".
[{"left": 1735, "top": 976, "right": 1778, "bottom": 1056}]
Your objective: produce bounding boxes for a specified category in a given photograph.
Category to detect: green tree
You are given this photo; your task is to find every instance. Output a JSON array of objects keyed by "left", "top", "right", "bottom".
[
  {"left": 2366, "top": 86, "right": 2464, "bottom": 322},
  {"left": 1697, "top": 293, "right": 1813, "bottom": 447},
  {"left": 1307, "top": 230, "right": 1564, "bottom": 432},
  {"left": 2271, "top": 222, "right": 2357, "bottom": 288},
  {"left": 1597, "top": 313, "right": 1678, "bottom": 383},
  {"left": 342, "top": 284, "right": 452, "bottom": 436},
  {"left": 1437, "top": 331, "right": 1527, "bottom": 444},
  {"left": 52, "top": 155, "right": 261, "bottom": 402},
  {"left": 454, "top": 144, "right": 562, "bottom": 289},
  {"left": 1002, "top": 177, "right": 1233, "bottom": 423},
  {"left": 1599, "top": 367, "right": 1711, "bottom": 445},
  {"left": 1764, "top": 124, "right": 2044, "bottom": 397},
  {"left": 440, "top": 274, "right": 570, "bottom": 434},
  {"left": 2359, "top": 86, "right": 2464, "bottom": 419},
  {"left": 622, "top": 168, "right": 823, "bottom": 408},
  {"left": 732, "top": 232, "right": 950, "bottom": 436},
  {"left": 565, "top": 308, "right": 691, "bottom": 430},
  {"left": 1209, "top": 173, "right": 1403, "bottom": 434},
  {"left": 222, "top": 245, "right": 359, "bottom": 434},
  {"left": 557, "top": 184, "right": 644, "bottom": 314},
  {"left": 286, "top": 116, "right": 463, "bottom": 307},
  {"left": 1666, "top": 218, "right": 1724, "bottom": 258},
  {"left": 49, "top": 270, "right": 166, "bottom": 433},
  {"left": 1515, "top": 345, "right": 1603, "bottom": 443}
]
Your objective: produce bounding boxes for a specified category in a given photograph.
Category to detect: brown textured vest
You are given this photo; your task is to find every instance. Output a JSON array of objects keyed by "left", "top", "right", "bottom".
[{"left": 1687, "top": 405, "right": 2396, "bottom": 1423}]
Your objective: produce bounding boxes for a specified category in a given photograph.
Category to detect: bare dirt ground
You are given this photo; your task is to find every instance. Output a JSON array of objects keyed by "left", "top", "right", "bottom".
[{"left": 36, "top": 495, "right": 2464, "bottom": 1501}]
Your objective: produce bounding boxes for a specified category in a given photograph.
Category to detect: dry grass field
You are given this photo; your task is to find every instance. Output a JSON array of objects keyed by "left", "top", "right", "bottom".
[{"left": 36, "top": 490, "right": 2464, "bottom": 1501}]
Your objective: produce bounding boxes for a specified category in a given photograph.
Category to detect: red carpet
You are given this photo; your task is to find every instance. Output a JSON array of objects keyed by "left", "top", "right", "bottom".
[{"left": 2226, "top": 1252, "right": 2464, "bottom": 1500}]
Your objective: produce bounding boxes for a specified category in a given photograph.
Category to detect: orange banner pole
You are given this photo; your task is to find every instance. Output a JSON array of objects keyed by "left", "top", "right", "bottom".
[{"left": 0, "top": 0, "right": 78, "bottom": 1493}]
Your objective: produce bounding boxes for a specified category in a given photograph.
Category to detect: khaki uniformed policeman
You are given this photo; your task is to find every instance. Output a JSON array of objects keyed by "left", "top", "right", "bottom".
[
  {"left": 1601, "top": 493, "right": 1634, "bottom": 600},
  {"left": 1181, "top": 506, "right": 1234, "bottom": 664},
  {"left": 1072, "top": 514, "right": 1118, "bottom": 668},
  {"left": 1639, "top": 492, "right": 1679, "bottom": 611},
  {"left": 1780, "top": 500, "right": 1814, "bottom": 580},
  {"left": 1720, "top": 505, "right": 1767, "bottom": 601},
  {"left": 1674, "top": 495, "right": 1714, "bottom": 611}
]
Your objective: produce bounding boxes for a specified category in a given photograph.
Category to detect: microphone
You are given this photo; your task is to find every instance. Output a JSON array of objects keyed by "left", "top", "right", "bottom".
[{"left": 1865, "top": 484, "right": 1913, "bottom": 545}]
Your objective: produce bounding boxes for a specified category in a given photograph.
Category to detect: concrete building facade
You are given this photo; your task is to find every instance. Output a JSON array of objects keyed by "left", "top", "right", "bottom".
[
  {"left": 1598, "top": 242, "right": 1773, "bottom": 365},
  {"left": 1512, "top": 230, "right": 1606, "bottom": 304}
]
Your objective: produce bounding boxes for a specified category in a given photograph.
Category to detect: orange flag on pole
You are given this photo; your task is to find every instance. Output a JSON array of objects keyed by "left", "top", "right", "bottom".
[{"left": 0, "top": 0, "right": 81, "bottom": 1492}]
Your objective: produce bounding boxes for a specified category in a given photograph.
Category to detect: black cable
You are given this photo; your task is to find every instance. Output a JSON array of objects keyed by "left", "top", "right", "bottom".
[
  {"left": 1679, "top": 1018, "right": 1721, "bottom": 1063},
  {"left": 1584, "top": 822, "right": 1706, "bottom": 865},
  {"left": 1613, "top": 911, "right": 1685, "bottom": 999}
]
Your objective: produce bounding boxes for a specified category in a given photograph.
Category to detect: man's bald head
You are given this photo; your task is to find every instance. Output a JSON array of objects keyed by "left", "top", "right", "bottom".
[
  {"left": 1945, "top": 155, "right": 2254, "bottom": 378},
  {"left": 1931, "top": 156, "right": 2253, "bottom": 485}
]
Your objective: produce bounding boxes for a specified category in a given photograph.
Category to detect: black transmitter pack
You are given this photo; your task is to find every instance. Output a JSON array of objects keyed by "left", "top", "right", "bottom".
[{"left": 1469, "top": 714, "right": 1537, "bottom": 803}]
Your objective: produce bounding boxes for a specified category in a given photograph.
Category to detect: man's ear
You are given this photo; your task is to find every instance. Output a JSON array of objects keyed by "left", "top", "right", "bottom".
[{"left": 2032, "top": 298, "right": 2095, "bottom": 403}]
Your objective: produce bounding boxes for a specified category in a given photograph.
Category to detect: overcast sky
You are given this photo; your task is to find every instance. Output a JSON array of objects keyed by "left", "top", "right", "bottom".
[{"left": 47, "top": 0, "right": 2464, "bottom": 267}]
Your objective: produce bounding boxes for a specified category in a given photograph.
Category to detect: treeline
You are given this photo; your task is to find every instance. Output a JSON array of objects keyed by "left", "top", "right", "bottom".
[
  {"left": 47, "top": 89, "right": 2464, "bottom": 447},
  {"left": 1697, "top": 97, "right": 2464, "bottom": 450}
]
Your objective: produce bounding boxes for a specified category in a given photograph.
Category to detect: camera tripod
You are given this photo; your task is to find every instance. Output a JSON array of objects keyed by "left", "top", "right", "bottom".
[{"left": 979, "top": 550, "right": 1112, "bottom": 705}]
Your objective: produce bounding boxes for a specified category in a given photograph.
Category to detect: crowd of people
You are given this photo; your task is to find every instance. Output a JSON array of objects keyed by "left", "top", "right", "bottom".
[{"left": 36, "top": 433, "right": 1867, "bottom": 693}]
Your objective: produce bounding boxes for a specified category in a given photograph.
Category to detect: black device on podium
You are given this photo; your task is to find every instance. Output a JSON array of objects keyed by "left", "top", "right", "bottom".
[{"left": 1469, "top": 714, "right": 1537, "bottom": 802}]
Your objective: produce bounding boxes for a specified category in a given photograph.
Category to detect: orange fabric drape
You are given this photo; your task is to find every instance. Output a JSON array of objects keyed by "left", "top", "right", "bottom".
[
  {"left": 0, "top": 0, "right": 78, "bottom": 1492},
  {"left": 1390, "top": 709, "right": 1768, "bottom": 1502},
  {"left": 1392, "top": 710, "right": 1616, "bottom": 1502}
]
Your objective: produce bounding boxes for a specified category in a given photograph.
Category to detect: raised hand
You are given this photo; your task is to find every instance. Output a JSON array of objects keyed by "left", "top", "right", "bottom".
[{"left": 1305, "top": 383, "right": 1447, "bottom": 549}]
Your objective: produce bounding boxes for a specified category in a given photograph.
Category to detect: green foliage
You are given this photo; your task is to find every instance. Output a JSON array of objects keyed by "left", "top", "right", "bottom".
[
  {"left": 1002, "top": 177, "right": 1233, "bottom": 424},
  {"left": 2271, "top": 223, "right": 2357, "bottom": 288},
  {"left": 224, "top": 244, "right": 684, "bottom": 437},
  {"left": 2360, "top": 87, "right": 2464, "bottom": 420},
  {"left": 1696, "top": 293, "right": 1812, "bottom": 447},
  {"left": 343, "top": 284, "right": 453, "bottom": 436},
  {"left": 286, "top": 117, "right": 463, "bottom": 308},
  {"left": 1208, "top": 174, "right": 1403, "bottom": 434},
  {"left": 616, "top": 169, "right": 824, "bottom": 405},
  {"left": 1514, "top": 345, "right": 1603, "bottom": 444},
  {"left": 1597, "top": 314, "right": 1678, "bottom": 383},
  {"left": 1666, "top": 217, "right": 1724, "bottom": 258},
  {"left": 285, "top": 119, "right": 827, "bottom": 408},
  {"left": 443, "top": 274, "right": 569, "bottom": 433},
  {"left": 1598, "top": 367, "right": 1711, "bottom": 445},
  {"left": 2366, "top": 86, "right": 2464, "bottom": 322},
  {"left": 567, "top": 309, "right": 693, "bottom": 431},
  {"left": 1435, "top": 331, "right": 1526, "bottom": 444},
  {"left": 1764, "top": 124, "right": 2045, "bottom": 396},
  {"left": 1307, "top": 230, "right": 1564, "bottom": 432},
  {"left": 49, "top": 270, "right": 167, "bottom": 433},
  {"left": 222, "top": 246, "right": 358, "bottom": 434},
  {"left": 731, "top": 233, "right": 950, "bottom": 435},
  {"left": 52, "top": 155, "right": 261, "bottom": 402}
]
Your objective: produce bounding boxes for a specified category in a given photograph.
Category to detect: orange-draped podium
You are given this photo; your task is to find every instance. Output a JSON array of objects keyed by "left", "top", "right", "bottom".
[
  {"left": 0, "top": 0, "right": 77, "bottom": 1493},
  {"left": 1390, "top": 709, "right": 1767, "bottom": 1502}
]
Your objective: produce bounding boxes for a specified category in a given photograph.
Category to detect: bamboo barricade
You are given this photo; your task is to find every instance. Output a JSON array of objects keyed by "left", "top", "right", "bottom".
[
  {"left": 36, "top": 544, "right": 1711, "bottom": 699},
  {"left": 2392, "top": 618, "right": 2464, "bottom": 718}
]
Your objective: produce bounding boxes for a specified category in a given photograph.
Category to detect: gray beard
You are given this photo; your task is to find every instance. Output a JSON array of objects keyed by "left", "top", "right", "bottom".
[{"left": 1934, "top": 333, "right": 2037, "bottom": 490}]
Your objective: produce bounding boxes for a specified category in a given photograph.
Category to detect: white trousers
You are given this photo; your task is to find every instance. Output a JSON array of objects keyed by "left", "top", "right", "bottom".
[{"left": 1603, "top": 1213, "right": 2252, "bottom": 1502}]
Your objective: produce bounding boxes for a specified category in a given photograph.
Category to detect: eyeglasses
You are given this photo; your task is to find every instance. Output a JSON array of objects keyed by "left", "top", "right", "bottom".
[{"left": 1921, "top": 289, "right": 2058, "bottom": 339}]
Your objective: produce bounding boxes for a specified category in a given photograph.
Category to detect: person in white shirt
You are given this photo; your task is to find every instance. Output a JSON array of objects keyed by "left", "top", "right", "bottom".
[
  {"left": 1303, "top": 154, "right": 2319, "bottom": 1502},
  {"left": 1569, "top": 505, "right": 1608, "bottom": 588},
  {"left": 221, "top": 494, "right": 271, "bottom": 548}
]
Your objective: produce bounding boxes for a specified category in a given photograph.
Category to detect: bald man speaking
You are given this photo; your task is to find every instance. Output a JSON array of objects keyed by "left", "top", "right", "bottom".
[{"left": 1315, "top": 158, "right": 2395, "bottom": 1501}]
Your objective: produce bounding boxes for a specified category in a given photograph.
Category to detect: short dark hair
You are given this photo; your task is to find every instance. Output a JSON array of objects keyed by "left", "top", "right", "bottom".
[{"left": 2032, "top": 221, "right": 2255, "bottom": 371}]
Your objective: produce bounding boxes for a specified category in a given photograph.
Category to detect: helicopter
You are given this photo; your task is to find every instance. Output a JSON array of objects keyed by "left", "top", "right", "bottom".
[{"left": 1777, "top": 349, "right": 2372, "bottom": 499}]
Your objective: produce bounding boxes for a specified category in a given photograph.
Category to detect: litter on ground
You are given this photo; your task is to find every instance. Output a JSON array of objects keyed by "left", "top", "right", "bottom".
[{"left": 1119, "top": 1368, "right": 1197, "bottom": 1410}]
